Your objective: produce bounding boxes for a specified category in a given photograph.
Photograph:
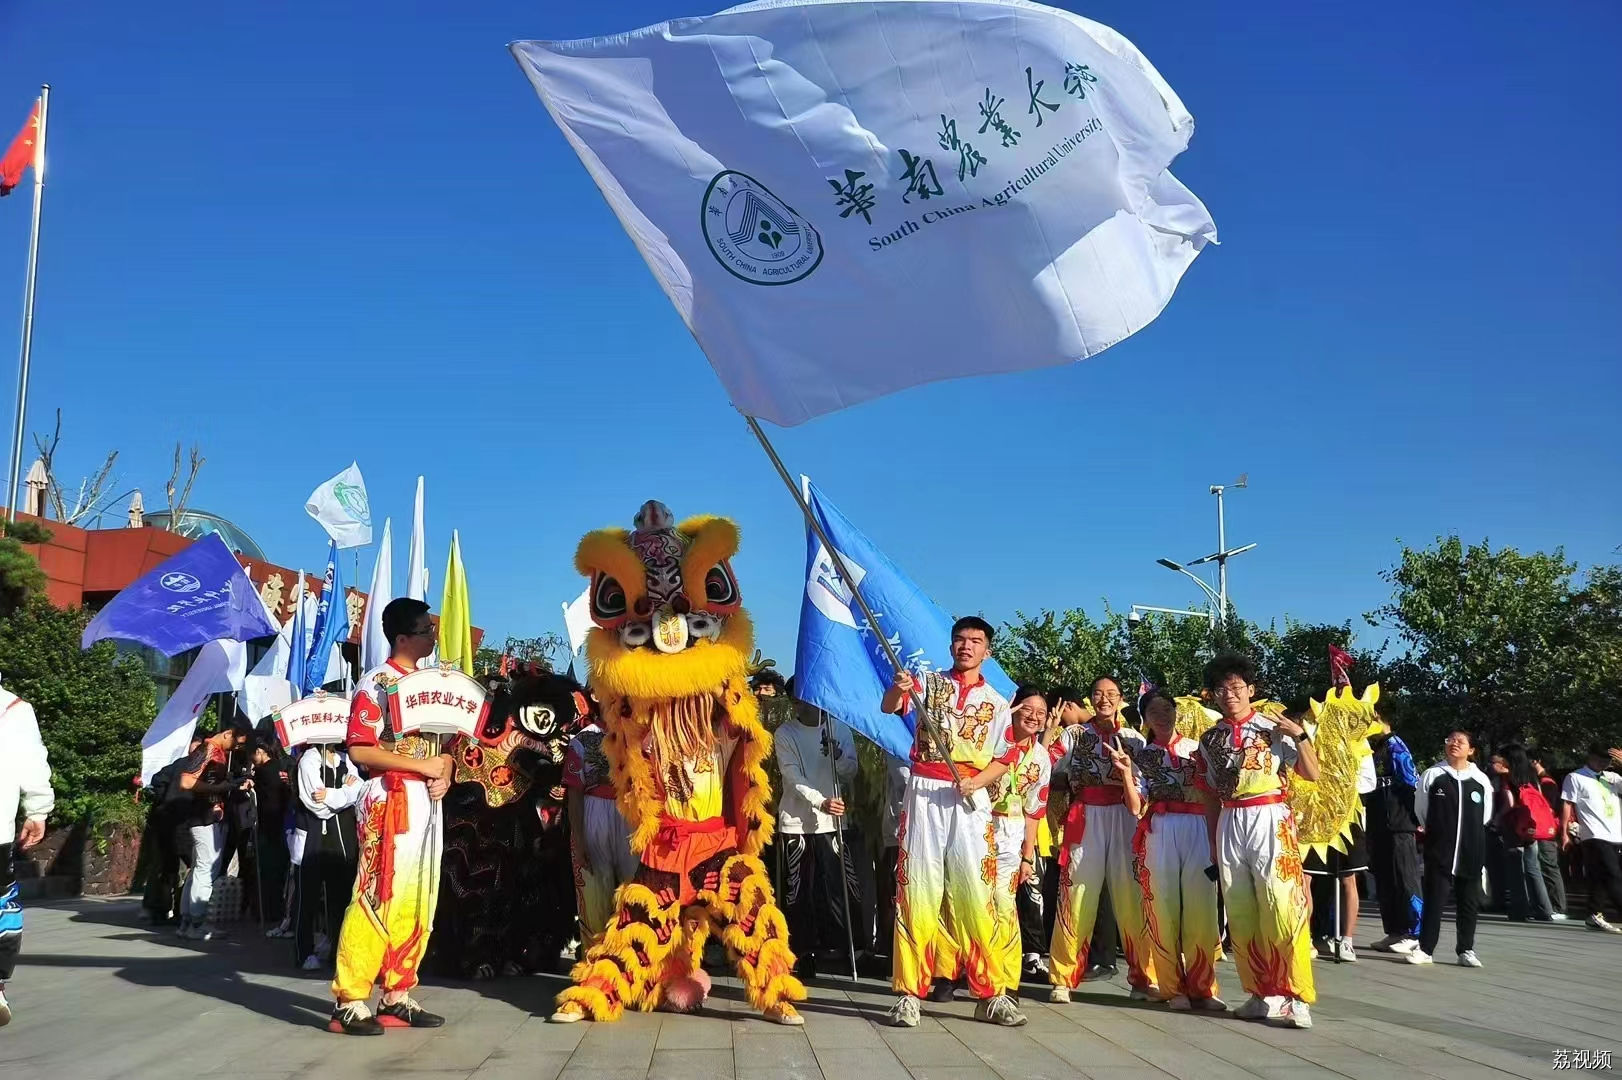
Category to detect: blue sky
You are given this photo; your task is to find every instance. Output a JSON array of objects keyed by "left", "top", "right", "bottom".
[{"left": 2, "top": 1, "right": 1619, "bottom": 667}]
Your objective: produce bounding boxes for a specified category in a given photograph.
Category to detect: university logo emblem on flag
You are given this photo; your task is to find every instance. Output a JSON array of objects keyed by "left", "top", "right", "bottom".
[{"left": 702, "top": 171, "right": 823, "bottom": 286}]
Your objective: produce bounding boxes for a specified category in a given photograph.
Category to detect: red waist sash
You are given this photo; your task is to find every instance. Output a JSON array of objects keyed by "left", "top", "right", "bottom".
[
  {"left": 1058, "top": 787, "right": 1129, "bottom": 868},
  {"left": 1223, "top": 792, "right": 1287, "bottom": 809}
]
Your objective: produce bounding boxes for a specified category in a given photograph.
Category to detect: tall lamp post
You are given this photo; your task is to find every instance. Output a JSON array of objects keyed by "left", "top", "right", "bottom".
[{"left": 1157, "top": 475, "right": 1256, "bottom": 623}]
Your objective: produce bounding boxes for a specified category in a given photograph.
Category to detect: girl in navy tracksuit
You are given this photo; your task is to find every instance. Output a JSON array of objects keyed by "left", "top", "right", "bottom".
[{"left": 1412, "top": 730, "right": 1493, "bottom": 967}]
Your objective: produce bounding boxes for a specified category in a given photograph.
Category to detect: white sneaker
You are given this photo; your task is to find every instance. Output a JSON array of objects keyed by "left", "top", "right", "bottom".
[
  {"left": 1337, "top": 939, "right": 1358, "bottom": 963},
  {"left": 1277, "top": 999, "right": 1312, "bottom": 1030},
  {"left": 1047, "top": 985, "right": 1070, "bottom": 1004},
  {"left": 1586, "top": 915, "right": 1622, "bottom": 934},
  {"left": 1458, "top": 950, "right": 1483, "bottom": 968},
  {"left": 0, "top": 986, "right": 10, "bottom": 1028},
  {"left": 1235, "top": 994, "right": 1273, "bottom": 1020},
  {"left": 1551, "top": 912, "right": 1570, "bottom": 921},
  {"left": 1405, "top": 949, "right": 1434, "bottom": 965},
  {"left": 1167, "top": 995, "right": 1192, "bottom": 1011},
  {"left": 1312, "top": 936, "right": 1332, "bottom": 958},
  {"left": 1389, "top": 938, "right": 1420, "bottom": 954},
  {"left": 1369, "top": 933, "right": 1402, "bottom": 952},
  {"left": 1129, "top": 987, "right": 1153, "bottom": 1002},
  {"left": 974, "top": 994, "right": 1027, "bottom": 1027},
  {"left": 888, "top": 995, "right": 921, "bottom": 1028},
  {"left": 1195, "top": 995, "right": 1228, "bottom": 1013},
  {"left": 302, "top": 954, "right": 324, "bottom": 971}
]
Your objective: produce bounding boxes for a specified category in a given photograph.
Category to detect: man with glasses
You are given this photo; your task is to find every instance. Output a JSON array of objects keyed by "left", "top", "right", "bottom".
[
  {"left": 328, "top": 598, "right": 456, "bottom": 1036},
  {"left": 1195, "top": 654, "right": 1319, "bottom": 1030},
  {"left": 1047, "top": 676, "right": 1153, "bottom": 1002}
]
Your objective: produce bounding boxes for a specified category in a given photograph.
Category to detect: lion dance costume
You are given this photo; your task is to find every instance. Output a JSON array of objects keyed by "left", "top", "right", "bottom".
[{"left": 551, "top": 501, "right": 805, "bottom": 1025}]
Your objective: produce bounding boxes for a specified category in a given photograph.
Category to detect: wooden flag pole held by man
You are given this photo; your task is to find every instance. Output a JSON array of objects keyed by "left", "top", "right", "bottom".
[{"left": 4, "top": 85, "right": 49, "bottom": 521}]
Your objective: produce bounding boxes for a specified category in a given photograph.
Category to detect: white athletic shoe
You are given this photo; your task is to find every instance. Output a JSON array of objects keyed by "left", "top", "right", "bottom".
[
  {"left": 1278, "top": 999, "right": 1312, "bottom": 1030},
  {"left": 1047, "top": 985, "right": 1070, "bottom": 1005},
  {"left": 975, "top": 994, "right": 1028, "bottom": 1027},
  {"left": 1128, "top": 987, "right": 1153, "bottom": 1002},
  {"left": 1369, "top": 933, "right": 1403, "bottom": 952},
  {"left": 1166, "top": 995, "right": 1193, "bottom": 1011},
  {"left": 889, "top": 995, "right": 921, "bottom": 1028},
  {"left": 1586, "top": 914, "right": 1622, "bottom": 934},
  {"left": 1405, "top": 949, "right": 1435, "bottom": 965},
  {"left": 1234, "top": 995, "right": 1274, "bottom": 1021},
  {"left": 1458, "top": 950, "right": 1483, "bottom": 968},
  {"left": 0, "top": 986, "right": 10, "bottom": 1028},
  {"left": 1551, "top": 912, "right": 1569, "bottom": 921},
  {"left": 1337, "top": 939, "right": 1358, "bottom": 963},
  {"left": 302, "top": 954, "right": 324, "bottom": 971},
  {"left": 1389, "top": 938, "right": 1420, "bottom": 954},
  {"left": 1195, "top": 995, "right": 1228, "bottom": 1013}
]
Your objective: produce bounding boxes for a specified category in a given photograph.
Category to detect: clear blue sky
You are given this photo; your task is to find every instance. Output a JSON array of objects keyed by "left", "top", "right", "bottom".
[{"left": 2, "top": 1, "right": 1619, "bottom": 667}]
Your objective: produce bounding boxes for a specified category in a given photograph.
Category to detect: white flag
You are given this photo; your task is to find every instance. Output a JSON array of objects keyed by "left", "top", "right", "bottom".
[
  {"left": 406, "top": 476, "right": 429, "bottom": 602},
  {"left": 141, "top": 639, "right": 246, "bottom": 784},
  {"left": 361, "top": 517, "right": 394, "bottom": 672},
  {"left": 562, "top": 587, "right": 593, "bottom": 656},
  {"left": 305, "top": 463, "right": 373, "bottom": 548},
  {"left": 512, "top": 0, "right": 1215, "bottom": 428}
]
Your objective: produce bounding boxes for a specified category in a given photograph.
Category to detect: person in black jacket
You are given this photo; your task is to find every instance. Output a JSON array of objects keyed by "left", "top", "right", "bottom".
[
  {"left": 1366, "top": 725, "right": 1422, "bottom": 954},
  {"left": 1410, "top": 730, "right": 1493, "bottom": 968}
]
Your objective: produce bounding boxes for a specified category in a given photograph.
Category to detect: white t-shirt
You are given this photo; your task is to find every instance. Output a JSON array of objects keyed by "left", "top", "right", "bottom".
[{"left": 1561, "top": 766, "right": 1622, "bottom": 844}]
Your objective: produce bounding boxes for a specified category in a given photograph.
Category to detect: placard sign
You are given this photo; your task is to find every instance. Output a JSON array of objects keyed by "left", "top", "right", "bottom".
[
  {"left": 273, "top": 692, "right": 352, "bottom": 750},
  {"left": 387, "top": 665, "right": 489, "bottom": 740}
]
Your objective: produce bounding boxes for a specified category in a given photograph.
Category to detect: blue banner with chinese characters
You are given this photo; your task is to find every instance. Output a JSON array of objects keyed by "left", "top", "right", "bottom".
[{"left": 81, "top": 533, "right": 280, "bottom": 656}]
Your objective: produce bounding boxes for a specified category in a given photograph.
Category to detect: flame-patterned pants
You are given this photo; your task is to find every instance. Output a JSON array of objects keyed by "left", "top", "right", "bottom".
[
  {"left": 893, "top": 775, "right": 1002, "bottom": 1000},
  {"left": 1137, "top": 810, "right": 1220, "bottom": 1000},
  {"left": 990, "top": 814, "right": 1031, "bottom": 995},
  {"left": 1217, "top": 801, "right": 1315, "bottom": 1004},
  {"left": 1050, "top": 802, "right": 1157, "bottom": 991},
  {"left": 574, "top": 795, "right": 640, "bottom": 944},
  {"left": 332, "top": 780, "right": 441, "bottom": 1003}
]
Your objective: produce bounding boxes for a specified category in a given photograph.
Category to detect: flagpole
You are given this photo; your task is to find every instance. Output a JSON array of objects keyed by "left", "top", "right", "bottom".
[
  {"left": 6, "top": 84, "right": 48, "bottom": 522},
  {"left": 742, "top": 415, "right": 965, "bottom": 795}
]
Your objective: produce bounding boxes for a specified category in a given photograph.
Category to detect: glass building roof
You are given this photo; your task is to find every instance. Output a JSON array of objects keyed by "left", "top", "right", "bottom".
[{"left": 142, "top": 509, "right": 267, "bottom": 561}]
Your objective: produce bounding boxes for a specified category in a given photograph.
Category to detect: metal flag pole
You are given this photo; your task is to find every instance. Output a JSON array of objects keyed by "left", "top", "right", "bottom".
[
  {"left": 6, "top": 84, "right": 49, "bottom": 521},
  {"left": 821, "top": 712, "right": 860, "bottom": 982},
  {"left": 743, "top": 415, "right": 967, "bottom": 799}
]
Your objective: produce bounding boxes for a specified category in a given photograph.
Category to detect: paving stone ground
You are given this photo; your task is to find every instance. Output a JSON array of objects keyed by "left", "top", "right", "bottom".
[{"left": 3, "top": 896, "right": 1617, "bottom": 1079}]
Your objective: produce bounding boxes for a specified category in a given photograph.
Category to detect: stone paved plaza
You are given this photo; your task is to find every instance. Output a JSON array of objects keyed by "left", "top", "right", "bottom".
[{"left": 2, "top": 897, "right": 1616, "bottom": 1079}]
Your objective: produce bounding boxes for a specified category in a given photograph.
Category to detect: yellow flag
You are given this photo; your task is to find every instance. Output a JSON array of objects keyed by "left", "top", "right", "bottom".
[{"left": 439, "top": 529, "right": 473, "bottom": 674}]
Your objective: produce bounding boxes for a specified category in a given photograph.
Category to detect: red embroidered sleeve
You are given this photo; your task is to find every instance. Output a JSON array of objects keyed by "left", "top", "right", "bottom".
[{"left": 347, "top": 689, "right": 383, "bottom": 748}]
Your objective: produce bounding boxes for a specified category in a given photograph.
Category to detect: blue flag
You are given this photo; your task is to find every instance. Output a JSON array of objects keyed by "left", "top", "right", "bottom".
[
  {"left": 286, "top": 575, "right": 310, "bottom": 696},
  {"left": 793, "top": 478, "right": 1014, "bottom": 761},
  {"left": 301, "top": 541, "right": 350, "bottom": 695},
  {"left": 82, "top": 533, "right": 279, "bottom": 656}
]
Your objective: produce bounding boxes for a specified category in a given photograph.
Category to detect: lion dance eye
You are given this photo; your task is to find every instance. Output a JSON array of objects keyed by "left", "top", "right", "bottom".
[
  {"left": 704, "top": 565, "right": 737, "bottom": 607},
  {"left": 593, "top": 574, "right": 627, "bottom": 620}
]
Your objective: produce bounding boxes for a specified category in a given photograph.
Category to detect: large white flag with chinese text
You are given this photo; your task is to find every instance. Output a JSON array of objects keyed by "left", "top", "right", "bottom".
[{"left": 513, "top": 0, "right": 1216, "bottom": 427}]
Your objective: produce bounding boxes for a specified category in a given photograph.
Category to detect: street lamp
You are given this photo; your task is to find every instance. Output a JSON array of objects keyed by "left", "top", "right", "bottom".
[
  {"left": 1156, "top": 475, "right": 1256, "bottom": 622},
  {"left": 1156, "top": 558, "right": 1222, "bottom": 609}
]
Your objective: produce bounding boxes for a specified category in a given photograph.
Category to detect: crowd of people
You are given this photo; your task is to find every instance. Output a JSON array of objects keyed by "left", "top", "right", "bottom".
[{"left": 2, "top": 605, "right": 1621, "bottom": 1037}]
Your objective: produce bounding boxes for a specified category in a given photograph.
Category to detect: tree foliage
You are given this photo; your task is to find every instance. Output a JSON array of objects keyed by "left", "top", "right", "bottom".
[
  {"left": 0, "top": 518, "right": 51, "bottom": 617},
  {"left": 0, "top": 596, "right": 156, "bottom": 823}
]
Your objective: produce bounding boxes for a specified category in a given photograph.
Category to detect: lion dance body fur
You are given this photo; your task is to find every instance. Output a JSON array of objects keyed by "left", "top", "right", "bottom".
[{"left": 552, "top": 501, "right": 806, "bottom": 1025}]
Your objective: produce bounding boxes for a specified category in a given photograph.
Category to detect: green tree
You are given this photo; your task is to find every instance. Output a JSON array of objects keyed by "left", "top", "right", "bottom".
[
  {"left": 1113, "top": 609, "right": 1216, "bottom": 695},
  {"left": 997, "top": 607, "right": 1113, "bottom": 691},
  {"left": 1371, "top": 536, "right": 1620, "bottom": 757},
  {"left": 0, "top": 518, "right": 51, "bottom": 616},
  {"left": 0, "top": 596, "right": 157, "bottom": 823},
  {"left": 473, "top": 633, "right": 569, "bottom": 675},
  {"left": 1252, "top": 619, "right": 1385, "bottom": 710}
]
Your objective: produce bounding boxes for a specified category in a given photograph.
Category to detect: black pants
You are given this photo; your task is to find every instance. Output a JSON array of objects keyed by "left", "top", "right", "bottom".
[
  {"left": 1419, "top": 856, "right": 1481, "bottom": 957},
  {"left": 139, "top": 809, "right": 184, "bottom": 923},
  {"left": 1371, "top": 829, "right": 1422, "bottom": 939},
  {"left": 295, "top": 848, "right": 356, "bottom": 965},
  {"left": 783, "top": 831, "right": 873, "bottom": 962},
  {"left": 255, "top": 826, "right": 290, "bottom": 925},
  {"left": 1580, "top": 839, "right": 1622, "bottom": 921},
  {"left": 877, "top": 846, "right": 898, "bottom": 958},
  {"left": 1016, "top": 854, "right": 1048, "bottom": 956},
  {"left": 0, "top": 843, "right": 19, "bottom": 983},
  {"left": 1537, "top": 840, "right": 1567, "bottom": 915}
]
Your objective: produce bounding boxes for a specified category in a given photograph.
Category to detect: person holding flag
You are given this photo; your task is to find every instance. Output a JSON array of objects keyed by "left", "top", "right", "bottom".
[
  {"left": 880, "top": 617, "right": 1024, "bottom": 1029},
  {"left": 989, "top": 688, "right": 1055, "bottom": 998},
  {"left": 1047, "top": 677, "right": 1156, "bottom": 1003},
  {"left": 327, "top": 597, "right": 455, "bottom": 1036}
]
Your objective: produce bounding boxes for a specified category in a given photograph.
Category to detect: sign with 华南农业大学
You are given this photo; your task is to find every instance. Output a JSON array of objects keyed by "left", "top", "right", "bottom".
[{"left": 511, "top": 0, "right": 1217, "bottom": 427}]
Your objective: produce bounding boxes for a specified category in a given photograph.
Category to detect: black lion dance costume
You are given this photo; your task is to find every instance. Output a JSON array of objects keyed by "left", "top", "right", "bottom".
[
  {"left": 427, "top": 669, "right": 589, "bottom": 979},
  {"left": 551, "top": 501, "right": 805, "bottom": 1025}
]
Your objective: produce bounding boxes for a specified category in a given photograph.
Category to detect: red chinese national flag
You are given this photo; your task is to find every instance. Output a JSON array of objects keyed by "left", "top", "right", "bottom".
[{"left": 0, "top": 102, "right": 41, "bottom": 197}]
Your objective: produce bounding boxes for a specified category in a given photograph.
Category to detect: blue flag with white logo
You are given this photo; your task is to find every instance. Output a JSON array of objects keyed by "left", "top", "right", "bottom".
[
  {"left": 793, "top": 478, "right": 1014, "bottom": 761},
  {"left": 301, "top": 541, "right": 350, "bottom": 695},
  {"left": 81, "top": 533, "right": 279, "bottom": 656}
]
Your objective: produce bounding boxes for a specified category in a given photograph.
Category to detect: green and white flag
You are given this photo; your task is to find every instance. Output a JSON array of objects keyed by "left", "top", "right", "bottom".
[
  {"left": 512, "top": 0, "right": 1216, "bottom": 427},
  {"left": 305, "top": 462, "right": 372, "bottom": 548}
]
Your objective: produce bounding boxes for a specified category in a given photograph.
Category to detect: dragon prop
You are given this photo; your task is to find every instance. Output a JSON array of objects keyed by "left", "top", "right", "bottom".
[
  {"left": 552, "top": 501, "right": 805, "bottom": 1026},
  {"left": 1283, "top": 684, "right": 1382, "bottom": 861}
]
